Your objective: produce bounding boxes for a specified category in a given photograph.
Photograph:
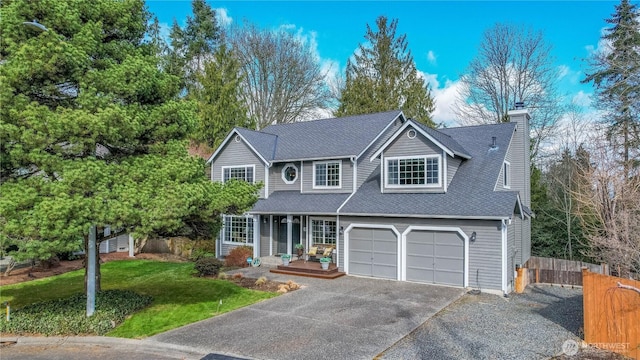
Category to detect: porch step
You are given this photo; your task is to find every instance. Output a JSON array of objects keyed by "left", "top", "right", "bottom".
[{"left": 270, "top": 260, "right": 345, "bottom": 279}]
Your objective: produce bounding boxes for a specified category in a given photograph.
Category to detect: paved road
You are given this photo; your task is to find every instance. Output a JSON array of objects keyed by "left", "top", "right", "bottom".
[{"left": 151, "top": 271, "right": 464, "bottom": 360}]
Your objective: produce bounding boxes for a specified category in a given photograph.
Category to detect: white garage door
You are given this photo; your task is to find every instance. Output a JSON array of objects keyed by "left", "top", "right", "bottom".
[
  {"left": 348, "top": 228, "right": 397, "bottom": 279},
  {"left": 406, "top": 230, "right": 464, "bottom": 286}
]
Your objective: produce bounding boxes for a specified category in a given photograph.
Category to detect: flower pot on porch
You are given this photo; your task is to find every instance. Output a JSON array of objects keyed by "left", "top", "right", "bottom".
[
  {"left": 281, "top": 254, "right": 291, "bottom": 266},
  {"left": 319, "top": 257, "right": 330, "bottom": 270}
]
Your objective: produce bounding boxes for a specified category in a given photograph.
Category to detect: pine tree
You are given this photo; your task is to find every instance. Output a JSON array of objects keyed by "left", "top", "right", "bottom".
[
  {"left": 336, "top": 16, "right": 435, "bottom": 127},
  {"left": 0, "top": 0, "right": 258, "bottom": 290},
  {"left": 168, "top": 0, "right": 222, "bottom": 94},
  {"left": 583, "top": 0, "right": 640, "bottom": 174},
  {"left": 194, "top": 45, "right": 254, "bottom": 149}
]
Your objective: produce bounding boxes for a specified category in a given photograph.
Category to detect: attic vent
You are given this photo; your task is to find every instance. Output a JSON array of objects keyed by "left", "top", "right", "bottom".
[
  {"left": 234, "top": 135, "right": 241, "bottom": 142},
  {"left": 407, "top": 129, "right": 417, "bottom": 139}
]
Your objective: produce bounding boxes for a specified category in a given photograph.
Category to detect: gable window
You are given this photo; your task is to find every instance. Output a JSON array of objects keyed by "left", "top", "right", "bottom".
[
  {"left": 503, "top": 161, "right": 511, "bottom": 188},
  {"left": 223, "top": 215, "right": 254, "bottom": 244},
  {"left": 386, "top": 155, "right": 440, "bottom": 187},
  {"left": 311, "top": 219, "right": 336, "bottom": 244},
  {"left": 223, "top": 165, "right": 254, "bottom": 183},
  {"left": 313, "top": 161, "right": 341, "bottom": 188}
]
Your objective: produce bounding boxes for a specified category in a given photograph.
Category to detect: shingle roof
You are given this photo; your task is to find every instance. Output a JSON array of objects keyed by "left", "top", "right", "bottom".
[
  {"left": 340, "top": 122, "right": 520, "bottom": 218},
  {"left": 251, "top": 191, "right": 351, "bottom": 215},
  {"left": 260, "top": 110, "right": 403, "bottom": 161},
  {"left": 415, "top": 122, "right": 471, "bottom": 159},
  {"left": 235, "top": 128, "right": 277, "bottom": 162}
]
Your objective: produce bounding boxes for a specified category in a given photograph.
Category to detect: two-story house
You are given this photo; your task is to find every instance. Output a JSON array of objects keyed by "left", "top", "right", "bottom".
[{"left": 207, "top": 108, "right": 532, "bottom": 295}]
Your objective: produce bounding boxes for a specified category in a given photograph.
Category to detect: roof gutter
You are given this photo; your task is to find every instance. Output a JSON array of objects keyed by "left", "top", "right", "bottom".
[{"left": 337, "top": 212, "right": 512, "bottom": 221}]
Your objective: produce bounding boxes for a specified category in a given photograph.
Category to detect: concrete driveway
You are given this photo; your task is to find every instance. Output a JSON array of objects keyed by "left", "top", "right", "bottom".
[{"left": 151, "top": 269, "right": 463, "bottom": 360}]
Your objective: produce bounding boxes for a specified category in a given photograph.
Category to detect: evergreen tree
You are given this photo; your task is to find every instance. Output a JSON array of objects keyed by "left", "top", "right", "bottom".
[
  {"left": 583, "top": 0, "right": 640, "bottom": 174},
  {"left": 194, "top": 44, "right": 254, "bottom": 149},
  {"left": 168, "top": 0, "right": 222, "bottom": 94},
  {"left": 336, "top": 16, "right": 435, "bottom": 127},
  {"left": 0, "top": 0, "right": 259, "bottom": 290}
]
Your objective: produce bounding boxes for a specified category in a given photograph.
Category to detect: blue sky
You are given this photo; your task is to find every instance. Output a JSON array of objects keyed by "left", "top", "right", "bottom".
[{"left": 146, "top": 1, "right": 617, "bottom": 124}]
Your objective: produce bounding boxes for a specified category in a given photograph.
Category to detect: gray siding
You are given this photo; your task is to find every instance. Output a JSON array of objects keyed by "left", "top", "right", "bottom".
[
  {"left": 212, "top": 137, "right": 266, "bottom": 198},
  {"left": 340, "top": 216, "right": 504, "bottom": 291},
  {"left": 357, "top": 117, "right": 404, "bottom": 187},
  {"left": 382, "top": 126, "right": 445, "bottom": 193},
  {"left": 447, "top": 156, "right": 462, "bottom": 188},
  {"left": 270, "top": 162, "right": 301, "bottom": 193},
  {"left": 512, "top": 216, "right": 531, "bottom": 266},
  {"left": 301, "top": 159, "right": 352, "bottom": 193},
  {"left": 507, "top": 112, "right": 531, "bottom": 207},
  {"left": 508, "top": 219, "right": 516, "bottom": 292}
]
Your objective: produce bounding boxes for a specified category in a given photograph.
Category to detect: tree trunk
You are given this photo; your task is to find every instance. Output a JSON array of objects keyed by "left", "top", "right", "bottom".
[{"left": 83, "top": 235, "right": 101, "bottom": 292}]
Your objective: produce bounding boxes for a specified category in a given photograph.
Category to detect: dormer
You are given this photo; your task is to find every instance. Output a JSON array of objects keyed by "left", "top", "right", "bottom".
[{"left": 370, "top": 120, "right": 471, "bottom": 193}]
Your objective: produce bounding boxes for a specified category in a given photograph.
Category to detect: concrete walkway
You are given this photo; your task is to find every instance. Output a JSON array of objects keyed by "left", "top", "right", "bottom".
[{"left": 151, "top": 267, "right": 464, "bottom": 360}]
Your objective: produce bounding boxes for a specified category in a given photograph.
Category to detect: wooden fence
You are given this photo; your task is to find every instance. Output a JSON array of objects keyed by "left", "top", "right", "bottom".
[
  {"left": 524, "top": 256, "right": 606, "bottom": 286},
  {"left": 582, "top": 268, "right": 640, "bottom": 359}
]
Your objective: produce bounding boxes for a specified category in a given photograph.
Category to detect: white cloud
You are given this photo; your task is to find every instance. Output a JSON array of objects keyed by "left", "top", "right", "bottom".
[
  {"left": 215, "top": 8, "right": 233, "bottom": 27},
  {"left": 572, "top": 91, "right": 592, "bottom": 108},
  {"left": 416, "top": 70, "right": 463, "bottom": 127},
  {"left": 426, "top": 50, "right": 437, "bottom": 65}
]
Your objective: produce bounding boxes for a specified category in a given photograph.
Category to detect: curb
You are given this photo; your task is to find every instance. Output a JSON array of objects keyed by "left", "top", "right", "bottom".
[{"left": 2, "top": 336, "right": 214, "bottom": 360}]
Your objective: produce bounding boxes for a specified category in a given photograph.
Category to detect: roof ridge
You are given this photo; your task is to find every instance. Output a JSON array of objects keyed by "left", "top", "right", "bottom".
[{"left": 262, "top": 110, "right": 402, "bottom": 129}]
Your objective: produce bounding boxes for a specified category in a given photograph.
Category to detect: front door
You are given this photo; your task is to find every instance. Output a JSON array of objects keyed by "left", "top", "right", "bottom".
[
  {"left": 275, "top": 215, "right": 301, "bottom": 254},
  {"left": 277, "top": 216, "right": 287, "bottom": 254}
]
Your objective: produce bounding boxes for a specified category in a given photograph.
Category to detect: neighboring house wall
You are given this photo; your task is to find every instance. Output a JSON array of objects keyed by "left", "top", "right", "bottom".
[
  {"left": 339, "top": 216, "right": 504, "bottom": 291},
  {"left": 301, "top": 159, "right": 353, "bottom": 193},
  {"left": 211, "top": 137, "right": 266, "bottom": 198}
]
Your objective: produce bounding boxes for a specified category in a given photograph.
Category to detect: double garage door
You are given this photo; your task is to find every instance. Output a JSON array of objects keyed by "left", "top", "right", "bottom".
[{"left": 348, "top": 227, "right": 464, "bottom": 287}]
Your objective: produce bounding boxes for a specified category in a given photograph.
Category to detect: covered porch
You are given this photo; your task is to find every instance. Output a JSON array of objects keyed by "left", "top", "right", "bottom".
[{"left": 270, "top": 259, "right": 345, "bottom": 279}]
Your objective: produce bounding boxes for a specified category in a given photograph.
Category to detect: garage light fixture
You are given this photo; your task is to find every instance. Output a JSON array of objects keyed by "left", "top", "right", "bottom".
[{"left": 470, "top": 232, "right": 477, "bottom": 242}]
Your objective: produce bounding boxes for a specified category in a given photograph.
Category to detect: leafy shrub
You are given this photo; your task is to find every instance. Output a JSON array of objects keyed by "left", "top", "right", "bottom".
[
  {"left": 224, "top": 246, "right": 253, "bottom": 267},
  {"left": 194, "top": 257, "right": 224, "bottom": 276},
  {"left": 0, "top": 290, "right": 152, "bottom": 336},
  {"left": 190, "top": 248, "right": 215, "bottom": 262}
]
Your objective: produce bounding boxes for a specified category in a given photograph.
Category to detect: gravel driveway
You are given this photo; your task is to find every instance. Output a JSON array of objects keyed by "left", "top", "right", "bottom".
[{"left": 379, "top": 285, "right": 585, "bottom": 360}]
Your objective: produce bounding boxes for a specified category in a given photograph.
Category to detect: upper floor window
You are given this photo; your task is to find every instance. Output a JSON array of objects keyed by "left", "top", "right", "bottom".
[
  {"left": 503, "top": 161, "right": 511, "bottom": 188},
  {"left": 386, "top": 155, "right": 440, "bottom": 187},
  {"left": 313, "top": 160, "right": 341, "bottom": 188},
  {"left": 223, "top": 165, "right": 255, "bottom": 183}
]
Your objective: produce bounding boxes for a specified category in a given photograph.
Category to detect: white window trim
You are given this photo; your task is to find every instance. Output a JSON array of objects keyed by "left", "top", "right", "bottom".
[
  {"left": 312, "top": 160, "right": 342, "bottom": 189},
  {"left": 222, "top": 214, "right": 255, "bottom": 245},
  {"left": 503, "top": 161, "right": 511, "bottom": 189},
  {"left": 310, "top": 218, "right": 337, "bottom": 245},
  {"left": 221, "top": 164, "right": 256, "bottom": 183},
  {"left": 384, "top": 155, "right": 442, "bottom": 188},
  {"left": 281, "top": 163, "right": 298, "bottom": 185}
]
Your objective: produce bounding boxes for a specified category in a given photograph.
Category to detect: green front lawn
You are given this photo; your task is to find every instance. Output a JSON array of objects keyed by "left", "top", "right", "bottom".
[{"left": 0, "top": 260, "right": 277, "bottom": 338}]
